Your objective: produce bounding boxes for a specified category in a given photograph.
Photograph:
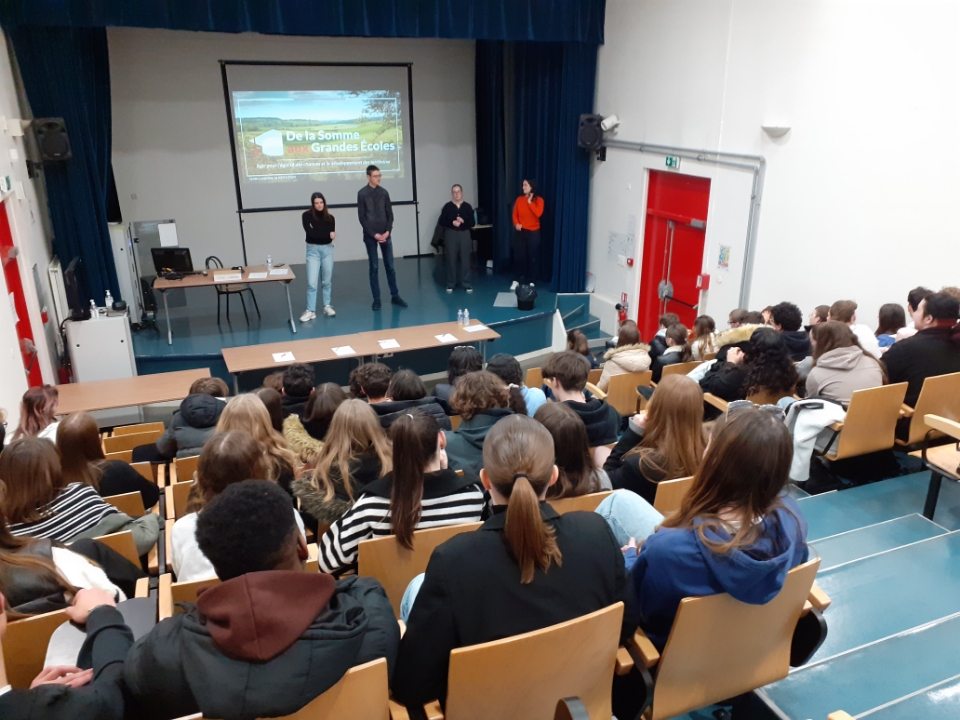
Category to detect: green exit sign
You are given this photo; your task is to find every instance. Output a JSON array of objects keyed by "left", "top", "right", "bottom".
[{"left": 665, "top": 155, "right": 681, "bottom": 169}]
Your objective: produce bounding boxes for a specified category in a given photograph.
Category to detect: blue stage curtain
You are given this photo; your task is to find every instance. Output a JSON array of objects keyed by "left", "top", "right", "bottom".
[
  {"left": 6, "top": 26, "right": 119, "bottom": 304},
  {"left": 0, "top": 0, "right": 606, "bottom": 43},
  {"left": 512, "top": 41, "right": 597, "bottom": 292}
]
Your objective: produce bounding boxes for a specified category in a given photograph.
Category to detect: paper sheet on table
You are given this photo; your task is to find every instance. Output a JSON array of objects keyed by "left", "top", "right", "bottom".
[
  {"left": 273, "top": 352, "right": 295, "bottom": 362},
  {"left": 378, "top": 339, "right": 401, "bottom": 349},
  {"left": 463, "top": 324, "right": 488, "bottom": 333},
  {"left": 269, "top": 268, "right": 290, "bottom": 276},
  {"left": 435, "top": 333, "right": 458, "bottom": 343},
  {"left": 158, "top": 223, "right": 179, "bottom": 247},
  {"left": 333, "top": 346, "right": 356, "bottom": 356},
  {"left": 247, "top": 272, "right": 268, "bottom": 279}
]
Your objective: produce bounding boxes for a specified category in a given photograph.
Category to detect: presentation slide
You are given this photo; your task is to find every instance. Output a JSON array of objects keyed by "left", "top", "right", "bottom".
[{"left": 224, "top": 64, "right": 415, "bottom": 210}]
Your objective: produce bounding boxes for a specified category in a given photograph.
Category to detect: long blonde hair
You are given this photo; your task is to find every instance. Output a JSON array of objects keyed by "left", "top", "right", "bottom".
[
  {"left": 311, "top": 399, "right": 391, "bottom": 503},
  {"left": 216, "top": 394, "right": 299, "bottom": 481}
]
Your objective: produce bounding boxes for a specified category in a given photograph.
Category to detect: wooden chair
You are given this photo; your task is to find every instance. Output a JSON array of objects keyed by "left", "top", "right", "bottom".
[
  {"left": 420, "top": 603, "right": 624, "bottom": 720},
  {"left": 449, "top": 415, "right": 462, "bottom": 431},
  {"left": 828, "top": 713, "right": 853, "bottom": 720},
  {"left": 609, "top": 371, "right": 652, "bottom": 416},
  {"left": 172, "top": 454, "right": 200, "bottom": 484},
  {"left": 817, "top": 383, "right": 908, "bottom": 462},
  {"left": 358, "top": 522, "right": 483, "bottom": 617},
  {"left": 657, "top": 361, "right": 703, "bottom": 381},
  {"left": 703, "top": 352, "right": 717, "bottom": 361},
  {"left": 130, "top": 461, "right": 159, "bottom": 483},
  {"left": 587, "top": 368, "right": 603, "bottom": 385},
  {"left": 913, "top": 414, "right": 960, "bottom": 520},
  {"left": 105, "top": 449, "right": 134, "bottom": 463},
  {"left": 112, "top": 421, "right": 165, "bottom": 436},
  {"left": 525, "top": 367, "right": 543, "bottom": 391},
  {"left": 584, "top": 382, "right": 605, "bottom": 399},
  {"left": 2, "top": 608, "right": 71, "bottom": 687},
  {"left": 652, "top": 476, "right": 694, "bottom": 518},
  {"left": 624, "top": 559, "right": 820, "bottom": 720},
  {"left": 93, "top": 530, "right": 141, "bottom": 566},
  {"left": 103, "top": 428, "right": 164, "bottom": 454},
  {"left": 896, "top": 371, "right": 960, "bottom": 446},
  {"left": 547, "top": 491, "right": 611, "bottom": 515},
  {"left": 704, "top": 390, "right": 796, "bottom": 414},
  {"left": 166, "top": 480, "right": 195, "bottom": 520},
  {"left": 104, "top": 491, "right": 147, "bottom": 518}
]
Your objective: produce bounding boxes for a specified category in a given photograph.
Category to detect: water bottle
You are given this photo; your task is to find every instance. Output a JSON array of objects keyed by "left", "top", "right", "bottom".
[
  {"left": 105, "top": 290, "right": 113, "bottom": 310},
  {"left": 266, "top": 254, "right": 273, "bottom": 273},
  {"left": 463, "top": 309, "right": 470, "bottom": 327},
  {"left": 89, "top": 299, "right": 97, "bottom": 319},
  {"left": 457, "top": 309, "right": 464, "bottom": 326}
]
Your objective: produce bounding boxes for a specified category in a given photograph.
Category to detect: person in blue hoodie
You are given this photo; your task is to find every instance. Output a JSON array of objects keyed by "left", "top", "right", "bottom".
[{"left": 624, "top": 406, "right": 808, "bottom": 650}]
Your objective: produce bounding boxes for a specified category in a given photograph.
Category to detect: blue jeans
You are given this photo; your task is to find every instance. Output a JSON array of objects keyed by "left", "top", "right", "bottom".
[
  {"left": 594, "top": 489, "right": 665, "bottom": 547},
  {"left": 400, "top": 572, "right": 426, "bottom": 623},
  {"left": 363, "top": 234, "right": 399, "bottom": 301},
  {"left": 305, "top": 243, "right": 334, "bottom": 311}
]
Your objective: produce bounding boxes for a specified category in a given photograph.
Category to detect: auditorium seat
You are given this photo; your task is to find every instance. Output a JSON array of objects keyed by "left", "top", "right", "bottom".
[
  {"left": 815, "top": 383, "right": 908, "bottom": 463},
  {"left": 93, "top": 529, "right": 141, "bottom": 566},
  {"left": 895, "top": 371, "right": 960, "bottom": 447},
  {"left": 130, "top": 460, "right": 160, "bottom": 484},
  {"left": 587, "top": 368, "right": 603, "bottom": 385},
  {"left": 652, "top": 360, "right": 702, "bottom": 385},
  {"left": 604, "top": 371, "right": 652, "bottom": 416},
  {"left": 102, "top": 428, "right": 164, "bottom": 454},
  {"left": 166, "top": 481, "right": 194, "bottom": 521},
  {"left": 1, "top": 608, "right": 70, "bottom": 687},
  {"left": 547, "top": 491, "right": 611, "bottom": 515},
  {"left": 104, "top": 491, "right": 147, "bottom": 518},
  {"left": 171, "top": 454, "right": 200, "bottom": 484},
  {"left": 525, "top": 367, "right": 543, "bottom": 391},
  {"left": 652, "top": 475, "right": 694, "bottom": 518},
  {"left": 111, "top": 421, "right": 165, "bottom": 437},
  {"left": 913, "top": 414, "right": 960, "bottom": 520}
]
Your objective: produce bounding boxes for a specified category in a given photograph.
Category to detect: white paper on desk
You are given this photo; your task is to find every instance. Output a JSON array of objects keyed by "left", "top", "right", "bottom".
[
  {"left": 333, "top": 345, "right": 356, "bottom": 356},
  {"left": 158, "top": 223, "right": 179, "bottom": 248},
  {"left": 378, "top": 339, "right": 401, "bottom": 350},
  {"left": 247, "top": 271, "right": 268, "bottom": 279},
  {"left": 213, "top": 272, "right": 243, "bottom": 283},
  {"left": 463, "top": 324, "right": 488, "bottom": 333},
  {"left": 269, "top": 268, "right": 290, "bottom": 276},
  {"left": 435, "top": 333, "right": 458, "bottom": 343},
  {"left": 273, "top": 352, "right": 295, "bottom": 362}
]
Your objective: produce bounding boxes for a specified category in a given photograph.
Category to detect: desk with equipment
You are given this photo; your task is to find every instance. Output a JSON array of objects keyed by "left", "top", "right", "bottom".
[{"left": 151, "top": 248, "right": 298, "bottom": 345}]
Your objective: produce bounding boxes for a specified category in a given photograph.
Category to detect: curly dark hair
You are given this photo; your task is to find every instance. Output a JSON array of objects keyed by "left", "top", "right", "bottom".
[
  {"left": 282, "top": 363, "right": 315, "bottom": 398},
  {"left": 447, "top": 346, "right": 483, "bottom": 385},
  {"left": 484, "top": 354, "right": 528, "bottom": 416},
  {"left": 743, "top": 327, "right": 799, "bottom": 397},
  {"left": 450, "top": 371, "right": 510, "bottom": 420},
  {"left": 196, "top": 479, "right": 297, "bottom": 581},
  {"left": 349, "top": 362, "right": 392, "bottom": 400},
  {"left": 770, "top": 302, "right": 803, "bottom": 332}
]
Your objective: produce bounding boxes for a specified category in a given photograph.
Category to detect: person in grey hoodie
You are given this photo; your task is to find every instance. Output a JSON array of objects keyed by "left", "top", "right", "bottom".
[
  {"left": 444, "top": 371, "right": 514, "bottom": 480},
  {"left": 806, "top": 321, "right": 885, "bottom": 406}
]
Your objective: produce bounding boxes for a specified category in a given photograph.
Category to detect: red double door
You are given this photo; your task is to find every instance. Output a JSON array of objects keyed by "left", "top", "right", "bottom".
[
  {"left": 0, "top": 201, "right": 43, "bottom": 386},
  {"left": 636, "top": 171, "right": 710, "bottom": 340}
]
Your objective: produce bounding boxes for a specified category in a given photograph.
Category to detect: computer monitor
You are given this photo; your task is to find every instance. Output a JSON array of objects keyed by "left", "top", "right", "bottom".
[{"left": 151, "top": 247, "right": 193, "bottom": 275}]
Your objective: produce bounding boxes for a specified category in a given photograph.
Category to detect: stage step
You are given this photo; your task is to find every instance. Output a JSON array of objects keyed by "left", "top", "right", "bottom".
[
  {"left": 854, "top": 674, "right": 960, "bottom": 719},
  {"left": 810, "top": 513, "right": 947, "bottom": 570},
  {"left": 567, "top": 316, "right": 601, "bottom": 336},
  {"left": 761, "top": 611, "right": 960, "bottom": 720}
]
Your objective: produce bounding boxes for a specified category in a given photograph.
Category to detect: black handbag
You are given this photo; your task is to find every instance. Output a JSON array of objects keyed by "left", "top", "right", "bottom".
[{"left": 516, "top": 283, "right": 537, "bottom": 310}]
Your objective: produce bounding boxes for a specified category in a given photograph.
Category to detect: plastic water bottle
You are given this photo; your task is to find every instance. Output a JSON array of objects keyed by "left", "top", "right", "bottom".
[
  {"left": 463, "top": 309, "right": 470, "bottom": 327},
  {"left": 457, "top": 309, "right": 464, "bottom": 326},
  {"left": 266, "top": 254, "right": 273, "bottom": 273},
  {"left": 89, "top": 299, "right": 97, "bottom": 319},
  {"left": 104, "top": 290, "right": 113, "bottom": 310}
]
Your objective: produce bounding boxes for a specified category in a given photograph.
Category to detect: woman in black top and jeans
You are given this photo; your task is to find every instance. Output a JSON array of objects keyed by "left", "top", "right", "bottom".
[{"left": 300, "top": 192, "right": 336, "bottom": 322}]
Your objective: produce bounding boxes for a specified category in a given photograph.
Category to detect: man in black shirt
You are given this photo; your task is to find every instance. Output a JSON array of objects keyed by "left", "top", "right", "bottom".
[
  {"left": 357, "top": 165, "right": 407, "bottom": 311},
  {"left": 439, "top": 184, "right": 475, "bottom": 292}
]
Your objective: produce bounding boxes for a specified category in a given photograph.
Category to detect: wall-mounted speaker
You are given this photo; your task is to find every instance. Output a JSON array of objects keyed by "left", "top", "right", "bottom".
[
  {"left": 577, "top": 114, "right": 603, "bottom": 150},
  {"left": 32, "top": 118, "right": 72, "bottom": 162}
]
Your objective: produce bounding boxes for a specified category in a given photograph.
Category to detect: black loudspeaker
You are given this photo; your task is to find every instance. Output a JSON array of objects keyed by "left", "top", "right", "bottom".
[
  {"left": 577, "top": 114, "right": 603, "bottom": 150},
  {"left": 33, "top": 118, "right": 72, "bottom": 162}
]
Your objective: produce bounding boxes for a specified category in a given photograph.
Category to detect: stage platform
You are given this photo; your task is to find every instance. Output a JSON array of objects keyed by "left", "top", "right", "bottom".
[{"left": 132, "top": 256, "right": 558, "bottom": 390}]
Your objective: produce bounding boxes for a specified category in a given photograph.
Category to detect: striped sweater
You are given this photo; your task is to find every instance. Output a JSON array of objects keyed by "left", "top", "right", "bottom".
[
  {"left": 8, "top": 482, "right": 119, "bottom": 542},
  {"left": 318, "top": 468, "right": 485, "bottom": 574}
]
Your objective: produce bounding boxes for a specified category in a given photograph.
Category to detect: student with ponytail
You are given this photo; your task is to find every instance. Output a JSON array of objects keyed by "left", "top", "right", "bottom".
[
  {"left": 392, "top": 414, "right": 633, "bottom": 709},
  {"left": 317, "top": 410, "right": 484, "bottom": 575}
]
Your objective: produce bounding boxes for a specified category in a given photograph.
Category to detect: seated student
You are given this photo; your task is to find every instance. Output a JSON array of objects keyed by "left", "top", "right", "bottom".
[
  {"left": 486, "top": 353, "right": 546, "bottom": 416},
  {"left": 828, "top": 300, "right": 882, "bottom": 359},
  {"left": 769, "top": 302, "right": 812, "bottom": 361},
  {"left": 0, "top": 588, "right": 135, "bottom": 720},
  {"left": 3, "top": 438, "right": 160, "bottom": 556},
  {"left": 875, "top": 302, "right": 906, "bottom": 350},
  {"left": 651, "top": 323, "right": 692, "bottom": 383},
  {"left": 432, "top": 347, "right": 482, "bottom": 404},
  {"left": 125, "top": 480, "right": 399, "bottom": 720},
  {"left": 698, "top": 323, "right": 761, "bottom": 402},
  {"left": 534, "top": 403, "right": 611, "bottom": 497},
  {"left": 807, "top": 304, "right": 830, "bottom": 328},
  {"left": 567, "top": 328, "right": 598, "bottom": 369},
  {"left": 689, "top": 315, "right": 717, "bottom": 360},
  {"left": 444, "top": 371, "right": 515, "bottom": 478},
  {"left": 648, "top": 312, "right": 680, "bottom": 362},
  {"left": 542, "top": 351, "right": 621, "bottom": 446},
  {"left": 6, "top": 385, "right": 59, "bottom": 445},
  {"left": 727, "top": 308, "right": 749, "bottom": 328},
  {"left": 151, "top": 377, "right": 228, "bottom": 461},
  {"left": 283, "top": 382, "right": 347, "bottom": 465},
  {"left": 604, "top": 375, "right": 707, "bottom": 504},
  {"left": 262, "top": 371, "right": 284, "bottom": 392},
  {"left": 171, "top": 431, "right": 305, "bottom": 582},
  {"left": 883, "top": 291, "right": 960, "bottom": 409},
  {"left": 318, "top": 410, "right": 484, "bottom": 575},
  {"left": 806, "top": 322, "right": 885, "bottom": 405},
  {"left": 255, "top": 386, "right": 284, "bottom": 434},
  {"left": 624, "top": 407, "right": 809, "bottom": 651},
  {"left": 280, "top": 362, "right": 315, "bottom": 418},
  {"left": 293, "top": 400, "right": 393, "bottom": 534},
  {"left": 57, "top": 413, "right": 160, "bottom": 509},
  {"left": 371, "top": 370, "right": 452, "bottom": 430},
  {"left": 392, "top": 415, "right": 634, "bottom": 708},
  {"left": 216, "top": 394, "right": 299, "bottom": 496},
  {"left": 742, "top": 327, "right": 801, "bottom": 403},
  {"left": 743, "top": 310, "right": 766, "bottom": 324},
  {"left": 895, "top": 286, "right": 933, "bottom": 342},
  {"left": 348, "top": 361, "right": 393, "bottom": 405},
  {"left": 597, "top": 320, "right": 651, "bottom": 392}
]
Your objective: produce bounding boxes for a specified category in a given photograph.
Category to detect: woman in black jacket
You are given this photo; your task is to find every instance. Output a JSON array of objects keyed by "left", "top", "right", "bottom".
[
  {"left": 650, "top": 323, "right": 692, "bottom": 383},
  {"left": 300, "top": 191, "right": 337, "bottom": 321},
  {"left": 391, "top": 414, "right": 634, "bottom": 709}
]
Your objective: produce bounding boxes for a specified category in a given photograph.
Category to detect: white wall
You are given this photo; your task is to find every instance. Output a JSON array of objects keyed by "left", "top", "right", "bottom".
[
  {"left": 590, "top": 0, "right": 960, "bottom": 333},
  {"left": 110, "top": 28, "right": 477, "bottom": 266}
]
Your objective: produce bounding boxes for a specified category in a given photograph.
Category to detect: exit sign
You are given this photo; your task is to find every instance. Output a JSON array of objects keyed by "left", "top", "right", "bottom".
[{"left": 665, "top": 155, "right": 681, "bottom": 169}]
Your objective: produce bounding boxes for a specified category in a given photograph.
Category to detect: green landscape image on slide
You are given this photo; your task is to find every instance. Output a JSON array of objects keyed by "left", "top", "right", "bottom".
[{"left": 233, "top": 90, "right": 404, "bottom": 181}]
